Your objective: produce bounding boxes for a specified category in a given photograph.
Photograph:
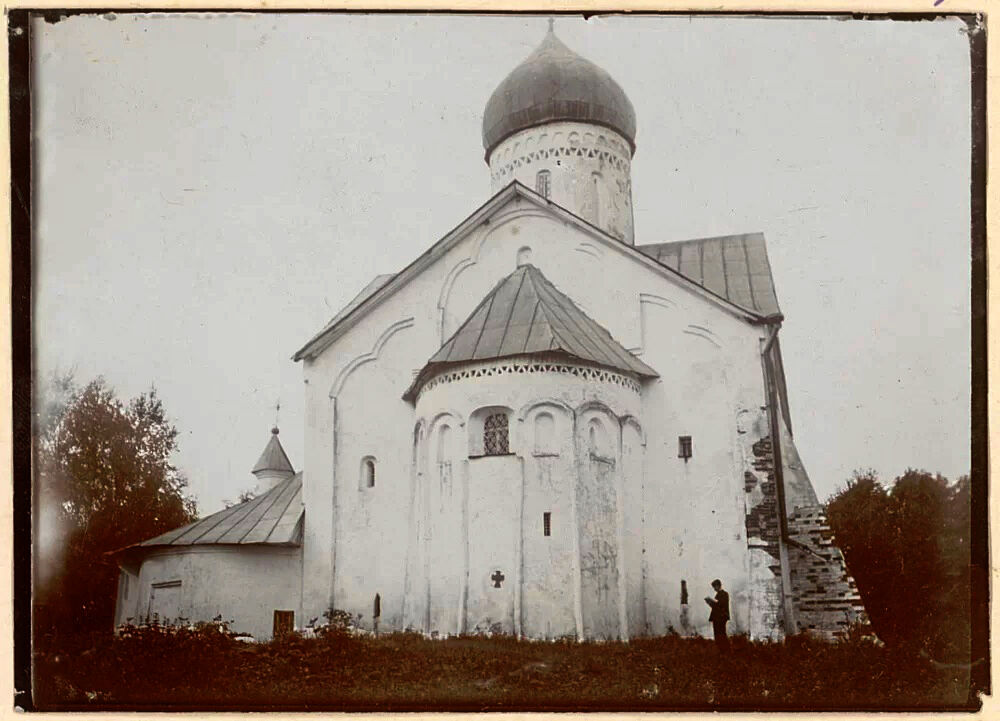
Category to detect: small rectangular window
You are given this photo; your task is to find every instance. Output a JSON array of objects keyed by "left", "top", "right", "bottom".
[
  {"left": 536, "top": 170, "right": 551, "bottom": 199},
  {"left": 543, "top": 511, "right": 551, "bottom": 537},
  {"left": 678, "top": 435, "right": 693, "bottom": 460}
]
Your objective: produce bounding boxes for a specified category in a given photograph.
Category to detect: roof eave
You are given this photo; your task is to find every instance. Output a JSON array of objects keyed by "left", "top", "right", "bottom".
[
  {"left": 292, "top": 182, "right": 531, "bottom": 362},
  {"left": 750, "top": 312, "right": 785, "bottom": 326},
  {"left": 108, "top": 538, "right": 304, "bottom": 565},
  {"left": 295, "top": 180, "right": 777, "bottom": 362},
  {"left": 402, "top": 351, "right": 658, "bottom": 404}
]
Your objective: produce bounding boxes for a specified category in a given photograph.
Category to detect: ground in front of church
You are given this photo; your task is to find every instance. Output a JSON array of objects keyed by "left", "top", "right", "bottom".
[{"left": 31, "top": 626, "right": 978, "bottom": 711}]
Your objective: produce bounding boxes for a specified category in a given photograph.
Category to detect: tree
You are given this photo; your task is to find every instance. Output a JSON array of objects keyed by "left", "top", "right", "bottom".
[
  {"left": 826, "top": 470, "right": 895, "bottom": 639},
  {"left": 34, "top": 375, "right": 197, "bottom": 642},
  {"left": 827, "top": 468, "right": 971, "bottom": 659},
  {"left": 223, "top": 488, "right": 257, "bottom": 509}
]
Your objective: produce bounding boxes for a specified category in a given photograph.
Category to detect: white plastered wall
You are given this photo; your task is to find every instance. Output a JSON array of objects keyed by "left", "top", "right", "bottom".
[
  {"left": 488, "top": 122, "right": 635, "bottom": 243},
  {"left": 301, "top": 192, "right": 780, "bottom": 638},
  {"left": 406, "top": 361, "right": 641, "bottom": 640},
  {"left": 117, "top": 546, "right": 302, "bottom": 641}
]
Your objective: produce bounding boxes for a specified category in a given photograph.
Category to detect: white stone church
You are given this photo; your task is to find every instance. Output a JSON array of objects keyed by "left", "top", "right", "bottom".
[{"left": 114, "top": 27, "right": 863, "bottom": 643}]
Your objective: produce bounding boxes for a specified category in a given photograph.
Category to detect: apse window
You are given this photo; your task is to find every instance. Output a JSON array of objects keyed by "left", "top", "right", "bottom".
[
  {"left": 361, "top": 457, "right": 376, "bottom": 489},
  {"left": 678, "top": 435, "right": 693, "bottom": 461},
  {"left": 543, "top": 512, "right": 552, "bottom": 537},
  {"left": 536, "top": 169, "right": 551, "bottom": 198},
  {"left": 483, "top": 413, "right": 510, "bottom": 456}
]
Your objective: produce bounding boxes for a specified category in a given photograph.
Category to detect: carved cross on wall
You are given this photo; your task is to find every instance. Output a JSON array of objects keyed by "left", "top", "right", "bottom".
[{"left": 491, "top": 570, "right": 505, "bottom": 588}]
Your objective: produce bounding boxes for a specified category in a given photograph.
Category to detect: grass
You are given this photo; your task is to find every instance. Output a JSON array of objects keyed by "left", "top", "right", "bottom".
[{"left": 32, "top": 626, "right": 980, "bottom": 712}]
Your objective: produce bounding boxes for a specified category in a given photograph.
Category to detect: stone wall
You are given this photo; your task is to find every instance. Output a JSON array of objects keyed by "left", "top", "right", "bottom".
[
  {"left": 788, "top": 505, "right": 865, "bottom": 639},
  {"left": 742, "top": 431, "right": 787, "bottom": 640},
  {"left": 744, "top": 436, "right": 781, "bottom": 560}
]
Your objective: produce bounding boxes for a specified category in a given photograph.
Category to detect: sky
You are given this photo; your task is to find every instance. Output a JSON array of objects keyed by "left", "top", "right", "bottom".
[{"left": 32, "top": 13, "right": 972, "bottom": 515}]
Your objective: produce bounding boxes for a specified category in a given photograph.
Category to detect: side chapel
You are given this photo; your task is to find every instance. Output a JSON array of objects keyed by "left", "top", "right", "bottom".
[{"left": 114, "top": 26, "right": 864, "bottom": 642}]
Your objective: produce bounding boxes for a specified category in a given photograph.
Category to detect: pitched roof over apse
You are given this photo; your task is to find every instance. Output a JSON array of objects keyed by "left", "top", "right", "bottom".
[
  {"left": 132, "top": 472, "right": 304, "bottom": 550},
  {"left": 636, "top": 233, "right": 781, "bottom": 317},
  {"left": 404, "top": 263, "right": 658, "bottom": 401},
  {"left": 251, "top": 427, "right": 295, "bottom": 475}
]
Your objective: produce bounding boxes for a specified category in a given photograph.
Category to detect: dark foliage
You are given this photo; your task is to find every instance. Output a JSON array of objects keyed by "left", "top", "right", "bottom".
[
  {"left": 827, "top": 469, "right": 971, "bottom": 660},
  {"left": 34, "top": 374, "right": 197, "bottom": 644},
  {"left": 32, "top": 626, "right": 978, "bottom": 711},
  {"left": 223, "top": 488, "right": 257, "bottom": 509}
]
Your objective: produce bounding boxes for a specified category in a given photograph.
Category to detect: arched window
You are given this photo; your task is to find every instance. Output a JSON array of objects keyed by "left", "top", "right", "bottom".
[
  {"left": 483, "top": 413, "right": 510, "bottom": 456},
  {"left": 534, "top": 412, "right": 555, "bottom": 454},
  {"left": 417, "top": 426, "right": 428, "bottom": 476},
  {"left": 590, "top": 171, "right": 603, "bottom": 226},
  {"left": 535, "top": 169, "right": 551, "bottom": 198},
  {"left": 588, "top": 418, "right": 609, "bottom": 458},
  {"left": 437, "top": 424, "right": 453, "bottom": 488},
  {"left": 361, "top": 456, "right": 376, "bottom": 489}
]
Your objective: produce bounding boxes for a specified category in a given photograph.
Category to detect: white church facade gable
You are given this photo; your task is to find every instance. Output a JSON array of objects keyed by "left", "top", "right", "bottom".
[
  {"left": 297, "top": 187, "right": 785, "bottom": 639},
  {"left": 115, "top": 24, "right": 864, "bottom": 644}
]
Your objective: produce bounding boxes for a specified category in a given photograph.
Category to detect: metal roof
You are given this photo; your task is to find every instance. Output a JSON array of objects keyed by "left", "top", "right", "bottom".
[
  {"left": 251, "top": 428, "right": 294, "bottom": 475},
  {"left": 482, "top": 28, "right": 636, "bottom": 157},
  {"left": 134, "top": 472, "right": 304, "bottom": 549},
  {"left": 636, "top": 233, "right": 781, "bottom": 317},
  {"left": 293, "top": 184, "right": 782, "bottom": 365},
  {"left": 405, "top": 263, "right": 657, "bottom": 400}
]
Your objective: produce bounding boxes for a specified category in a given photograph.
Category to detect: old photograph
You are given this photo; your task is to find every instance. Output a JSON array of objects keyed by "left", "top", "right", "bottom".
[{"left": 17, "top": 10, "right": 986, "bottom": 711}]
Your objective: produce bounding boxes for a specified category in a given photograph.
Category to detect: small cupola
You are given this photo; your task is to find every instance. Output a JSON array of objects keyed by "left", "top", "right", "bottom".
[{"left": 252, "top": 427, "right": 295, "bottom": 489}]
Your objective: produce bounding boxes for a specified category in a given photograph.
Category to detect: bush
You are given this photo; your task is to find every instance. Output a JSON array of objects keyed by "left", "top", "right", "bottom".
[
  {"left": 32, "top": 629, "right": 979, "bottom": 711},
  {"left": 827, "top": 469, "right": 973, "bottom": 660}
]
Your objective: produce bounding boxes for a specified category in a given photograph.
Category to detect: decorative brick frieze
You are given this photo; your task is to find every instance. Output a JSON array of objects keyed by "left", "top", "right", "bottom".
[
  {"left": 418, "top": 358, "right": 641, "bottom": 400},
  {"left": 491, "top": 144, "right": 631, "bottom": 185}
]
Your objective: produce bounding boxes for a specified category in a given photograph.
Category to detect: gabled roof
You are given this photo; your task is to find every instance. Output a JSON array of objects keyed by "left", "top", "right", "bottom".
[
  {"left": 300, "top": 274, "right": 394, "bottom": 357},
  {"left": 404, "top": 264, "right": 657, "bottom": 401},
  {"left": 636, "top": 233, "right": 781, "bottom": 317},
  {"left": 251, "top": 427, "right": 295, "bottom": 475},
  {"left": 130, "top": 472, "right": 304, "bottom": 551},
  {"left": 293, "top": 182, "right": 781, "bottom": 363}
]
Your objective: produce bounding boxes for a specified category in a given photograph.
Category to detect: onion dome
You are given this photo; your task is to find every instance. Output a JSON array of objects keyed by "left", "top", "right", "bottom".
[{"left": 482, "top": 26, "right": 637, "bottom": 159}]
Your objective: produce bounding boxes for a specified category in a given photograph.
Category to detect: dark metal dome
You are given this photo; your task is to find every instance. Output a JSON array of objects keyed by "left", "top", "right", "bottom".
[{"left": 482, "top": 28, "right": 637, "bottom": 159}]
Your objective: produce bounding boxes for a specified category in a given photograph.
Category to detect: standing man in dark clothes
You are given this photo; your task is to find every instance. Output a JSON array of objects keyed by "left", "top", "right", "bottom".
[{"left": 704, "top": 579, "right": 730, "bottom": 652}]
